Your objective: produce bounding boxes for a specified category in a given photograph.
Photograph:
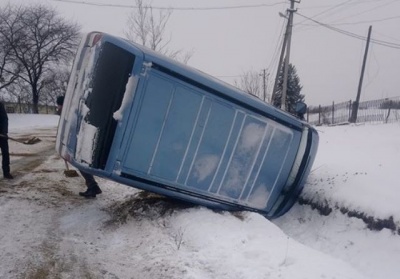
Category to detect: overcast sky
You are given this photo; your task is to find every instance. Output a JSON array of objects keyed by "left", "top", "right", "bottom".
[{"left": 1, "top": 0, "right": 399, "bottom": 106}]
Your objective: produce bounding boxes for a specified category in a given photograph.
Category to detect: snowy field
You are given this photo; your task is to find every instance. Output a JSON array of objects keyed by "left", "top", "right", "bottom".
[{"left": 0, "top": 113, "right": 399, "bottom": 279}]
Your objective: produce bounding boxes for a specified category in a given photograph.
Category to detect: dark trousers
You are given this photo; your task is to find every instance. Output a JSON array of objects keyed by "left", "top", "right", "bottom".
[
  {"left": 79, "top": 170, "right": 98, "bottom": 188},
  {"left": 0, "top": 137, "right": 10, "bottom": 175}
]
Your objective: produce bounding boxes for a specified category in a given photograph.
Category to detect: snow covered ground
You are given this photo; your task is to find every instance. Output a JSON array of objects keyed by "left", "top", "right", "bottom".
[
  {"left": 275, "top": 123, "right": 400, "bottom": 279},
  {"left": 1, "top": 113, "right": 399, "bottom": 279}
]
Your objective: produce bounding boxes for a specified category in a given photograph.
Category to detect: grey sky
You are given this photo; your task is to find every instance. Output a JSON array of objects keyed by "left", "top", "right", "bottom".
[{"left": 1, "top": 0, "right": 399, "bottom": 106}]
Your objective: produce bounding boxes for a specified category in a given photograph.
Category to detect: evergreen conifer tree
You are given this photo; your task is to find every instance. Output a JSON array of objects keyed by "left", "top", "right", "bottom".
[{"left": 272, "top": 63, "right": 305, "bottom": 115}]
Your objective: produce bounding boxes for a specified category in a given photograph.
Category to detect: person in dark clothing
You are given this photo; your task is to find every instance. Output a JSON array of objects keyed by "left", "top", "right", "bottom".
[
  {"left": 56, "top": 95, "right": 64, "bottom": 116},
  {"left": 78, "top": 170, "right": 102, "bottom": 198},
  {"left": 56, "top": 95, "right": 102, "bottom": 198},
  {"left": 0, "top": 102, "right": 13, "bottom": 179}
]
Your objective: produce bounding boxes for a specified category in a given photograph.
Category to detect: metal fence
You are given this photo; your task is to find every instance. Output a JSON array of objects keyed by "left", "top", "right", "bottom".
[
  {"left": 307, "top": 96, "right": 400, "bottom": 125},
  {"left": 3, "top": 102, "right": 57, "bottom": 114}
]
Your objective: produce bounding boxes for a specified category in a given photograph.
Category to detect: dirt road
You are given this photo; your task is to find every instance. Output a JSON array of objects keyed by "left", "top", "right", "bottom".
[
  {"left": 1, "top": 130, "right": 113, "bottom": 278},
  {"left": 7, "top": 129, "right": 58, "bottom": 177}
]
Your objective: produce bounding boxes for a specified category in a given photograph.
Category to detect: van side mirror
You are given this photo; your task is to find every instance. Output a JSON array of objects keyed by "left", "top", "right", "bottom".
[{"left": 295, "top": 102, "right": 307, "bottom": 120}]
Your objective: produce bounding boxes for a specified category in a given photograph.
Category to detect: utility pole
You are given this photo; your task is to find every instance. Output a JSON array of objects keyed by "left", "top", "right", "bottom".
[
  {"left": 260, "top": 69, "right": 268, "bottom": 102},
  {"left": 281, "top": 0, "right": 297, "bottom": 111},
  {"left": 271, "top": 12, "right": 290, "bottom": 104},
  {"left": 349, "top": 25, "right": 372, "bottom": 123},
  {"left": 271, "top": 0, "right": 298, "bottom": 110}
]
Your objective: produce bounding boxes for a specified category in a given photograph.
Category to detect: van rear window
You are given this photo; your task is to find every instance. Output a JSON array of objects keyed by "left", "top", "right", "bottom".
[{"left": 85, "top": 42, "right": 135, "bottom": 169}]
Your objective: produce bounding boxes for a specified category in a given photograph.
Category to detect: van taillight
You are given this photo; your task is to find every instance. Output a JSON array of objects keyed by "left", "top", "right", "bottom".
[{"left": 89, "top": 33, "right": 102, "bottom": 47}]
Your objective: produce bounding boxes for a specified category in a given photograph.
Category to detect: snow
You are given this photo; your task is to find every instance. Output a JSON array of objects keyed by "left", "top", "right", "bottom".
[
  {"left": 113, "top": 75, "right": 138, "bottom": 121},
  {"left": 305, "top": 123, "right": 400, "bottom": 219},
  {"left": 8, "top": 114, "right": 60, "bottom": 131},
  {"left": 76, "top": 120, "right": 98, "bottom": 165},
  {"left": 1, "top": 113, "right": 400, "bottom": 278}
]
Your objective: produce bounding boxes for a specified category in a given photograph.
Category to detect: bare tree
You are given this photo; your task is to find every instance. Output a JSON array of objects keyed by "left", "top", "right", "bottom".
[
  {"left": 124, "top": 0, "right": 192, "bottom": 63},
  {"left": 40, "top": 66, "right": 70, "bottom": 107},
  {"left": 235, "top": 70, "right": 263, "bottom": 100},
  {"left": 6, "top": 78, "right": 32, "bottom": 112},
  {"left": 0, "top": 5, "right": 23, "bottom": 91},
  {"left": 0, "top": 43, "right": 21, "bottom": 91},
  {"left": 0, "top": 4, "right": 80, "bottom": 113}
]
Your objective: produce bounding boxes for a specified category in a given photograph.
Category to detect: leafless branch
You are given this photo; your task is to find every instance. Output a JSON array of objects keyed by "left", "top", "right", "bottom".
[
  {"left": 0, "top": 4, "right": 80, "bottom": 113},
  {"left": 124, "top": 0, "right": 192, "bottom": 64},
  {"left": 235, "top": 70, "right": 262, "bottom": 99}
]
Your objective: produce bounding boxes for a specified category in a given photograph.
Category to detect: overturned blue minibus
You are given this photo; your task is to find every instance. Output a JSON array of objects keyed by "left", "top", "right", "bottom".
[{"left": 56, "top": 32, "right": 319, "bottom": 218}]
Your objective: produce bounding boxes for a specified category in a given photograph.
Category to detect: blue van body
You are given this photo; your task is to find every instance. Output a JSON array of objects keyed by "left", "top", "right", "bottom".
[{"left": 56, "top": 32, "right": 319, "bottom": 218}]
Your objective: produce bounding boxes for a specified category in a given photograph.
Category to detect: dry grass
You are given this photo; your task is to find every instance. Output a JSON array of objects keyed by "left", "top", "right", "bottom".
[{"left": 104, "top": 191, "right": 196, "bottom": 228}]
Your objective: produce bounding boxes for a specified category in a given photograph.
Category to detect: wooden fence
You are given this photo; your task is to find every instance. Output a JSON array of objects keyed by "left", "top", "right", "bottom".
[{"left": 307, "top": 96, "right": 400, "bottom": 125}]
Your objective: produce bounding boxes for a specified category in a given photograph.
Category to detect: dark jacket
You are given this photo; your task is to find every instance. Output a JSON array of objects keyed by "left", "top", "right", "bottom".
[{"left": 0, "top": 102, "right": 8, "bottom": 135}]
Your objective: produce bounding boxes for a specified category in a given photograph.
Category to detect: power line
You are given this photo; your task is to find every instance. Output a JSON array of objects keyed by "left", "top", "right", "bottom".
[
  {"left": 267, "top": 18, "right": 286, "bottom": 79},
  {"left": 373, "top": 30, "right": 400, "bottom": 44},
  {"left": 296, "top": 0, "right": 354, "bottom": 26},
  {"left": 327, "top": 0, "right": 398, "bottom": 25},
  {"left": 327, "top": 15, "right": 400, "bottom": 26},
  {"left": 294, "top": 0, "right": 358, "bottom": 34},
  {"left": 295, "top": 0, "right": 399, "bottom": 33},
  {"left": 52, "top": 0, "right": 286, "bottom": 10},
  {"left": 296, "top": 12, "right": 400, "bottom": 49}
]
